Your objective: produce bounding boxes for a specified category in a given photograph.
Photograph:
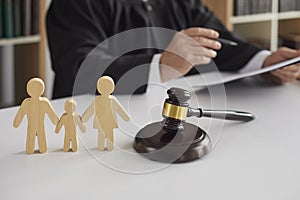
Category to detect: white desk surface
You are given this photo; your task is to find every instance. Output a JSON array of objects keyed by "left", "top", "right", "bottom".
[{"left": 1, "top": 78, "right": 300, "bottom": 200}]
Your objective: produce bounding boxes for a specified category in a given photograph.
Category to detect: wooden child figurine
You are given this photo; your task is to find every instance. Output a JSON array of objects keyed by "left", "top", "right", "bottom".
[
  {"left": 13, "top": 78, "right": 59, "bottom": 154},
  {"left": 55, "top": 99, "right": 86, "bottom": 152},
  {"left": 82, "top": 76, "right": 130, "bottom": 151}
]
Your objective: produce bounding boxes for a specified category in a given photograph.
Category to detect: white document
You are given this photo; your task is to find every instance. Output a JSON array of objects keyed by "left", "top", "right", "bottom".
[{"left": 166, "top": 56, "right": 300, "bottom": 88}]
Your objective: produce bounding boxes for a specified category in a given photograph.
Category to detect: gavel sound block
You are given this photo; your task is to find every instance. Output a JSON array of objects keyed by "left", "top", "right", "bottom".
[{"left": 133, "top": 87, "right": 255, "bottom": 163}]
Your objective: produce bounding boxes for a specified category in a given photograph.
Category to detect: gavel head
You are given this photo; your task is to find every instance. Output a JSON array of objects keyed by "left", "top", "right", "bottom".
[
  {"left": 133, "top": 87, "right": 211, "bottom": 163},
  {"left": 161, "top": 88, "right": 191, "bottom": 132}
]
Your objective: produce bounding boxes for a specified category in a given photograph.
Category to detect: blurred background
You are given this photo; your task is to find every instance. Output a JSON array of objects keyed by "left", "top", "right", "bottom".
[{"left": 0, "top": 0, "right": 299, "bottom": 108}]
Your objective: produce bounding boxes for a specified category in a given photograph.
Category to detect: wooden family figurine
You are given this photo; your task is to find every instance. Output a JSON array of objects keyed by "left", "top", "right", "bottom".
[
  {"left": 82, "top": 76, "right": 130, "bottom": 151},
  {"left": 13, "top": 76, "right": 130, "bottom": 154},
  {"left": 55, "top": 99, "right": 86, "bottom": 152},
  {"left": 13, "top": 78, "right": 59, "bottom": 154}
]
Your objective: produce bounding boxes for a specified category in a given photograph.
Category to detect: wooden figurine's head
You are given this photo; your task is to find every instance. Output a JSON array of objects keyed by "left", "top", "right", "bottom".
[
  {"left": 27, "top": 78, "right": 45, "bottom": 98},
  {"left": 97, "top": 76, "right": 115, "bottom": 96},
  {"left": 64, "top": 99, "right": 76, "bottom": 113}
]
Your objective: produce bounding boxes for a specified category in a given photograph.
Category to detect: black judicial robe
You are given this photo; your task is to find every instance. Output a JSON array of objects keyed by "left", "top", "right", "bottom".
[{"left": 47, "top": 0, "right": 262, "bottom": 99}]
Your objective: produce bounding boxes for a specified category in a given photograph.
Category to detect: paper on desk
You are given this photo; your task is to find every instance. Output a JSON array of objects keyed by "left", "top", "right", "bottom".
[{"left": 166, "top": 56, "right": 300, "bottom": 88}]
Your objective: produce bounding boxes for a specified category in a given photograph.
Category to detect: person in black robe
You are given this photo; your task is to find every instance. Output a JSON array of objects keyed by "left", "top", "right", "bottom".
[{"left": 46, "top": 0, "right": 300, "bottom": 99}]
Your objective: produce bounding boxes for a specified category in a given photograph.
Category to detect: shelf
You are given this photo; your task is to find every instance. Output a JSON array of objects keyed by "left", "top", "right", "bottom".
[
  {"left": 231, "top": 13, "right": 274, "bottom": 24},
  {"left": 0, "top": 1, "right": 46, "bottom": 107},
  {"left": 230, "top": 11, "right": 300, "bottom": 24},
  {"left": 205, "top": 0, "right": 300, "bottom": 52},
  {"left": 278, "top": 11, "right": 300, "bottom": 20},
  {"left": 0, "top": 35, "right": 41, "bottom": 46}
]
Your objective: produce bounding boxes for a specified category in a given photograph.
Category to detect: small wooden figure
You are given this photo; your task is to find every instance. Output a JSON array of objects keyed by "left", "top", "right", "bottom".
[
  {"left": 82, "top": 76, "right": 130, "bottom": 151},
  {"left": 13, "top": 78, "right": 59, "bottom": 154},
  {"left": 55, "top": 99, "right": 86, "bottom": 152}
]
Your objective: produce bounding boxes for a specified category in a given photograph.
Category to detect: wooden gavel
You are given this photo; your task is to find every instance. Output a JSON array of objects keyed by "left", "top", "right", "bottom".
[{"left": 133, "top": 87, "right": 255, "bottom": 163}]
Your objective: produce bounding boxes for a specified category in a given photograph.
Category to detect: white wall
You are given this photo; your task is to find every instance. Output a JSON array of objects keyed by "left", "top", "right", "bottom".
[{"left": 0, "top": 46, "right": 14, "bottom": 106}]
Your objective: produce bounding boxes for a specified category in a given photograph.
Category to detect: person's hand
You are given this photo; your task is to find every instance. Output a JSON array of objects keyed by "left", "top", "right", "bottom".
[
  {"left": 262, "top": 47, "right": 300, "bottom": 84},
  {"left": 160, "top": 28, "right": 222, "bottom": 82}
]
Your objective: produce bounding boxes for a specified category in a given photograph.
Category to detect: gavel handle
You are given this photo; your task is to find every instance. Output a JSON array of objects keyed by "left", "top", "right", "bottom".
[{"left": 188, "top": 108, "right": 255, "bottom": 122}]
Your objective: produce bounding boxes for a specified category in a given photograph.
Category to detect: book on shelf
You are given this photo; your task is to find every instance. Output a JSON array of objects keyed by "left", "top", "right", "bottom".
[
  {"left": 263, "top": 0, "right": 272, "bottom": 13},
  {"left": 21, "top": 0, "right": 31, "bottom": 36},
  {"left": 279, "top": 0, "right": 298, "bottom": 12},
  {"left": 2, "top": 0, "right": 14, "bottom": 38},
  {"left": 234, "top": 0, "right": 244, "bottom": 16},
  {"left": 234, "top": 0, "right": 272, "bottom": 16},
  {"left": 244, "top": 1, "right": 251, "bottom": 15},
  {"left": 0, "top": 0, "right": 39, "bottom": 39},
  {"left": 297, "top": 0, "right": 300, "bottom": 10},
  {"left": 0, "top": 0, "right": 3, "bottom": 38},
  {"left": 13, "top": 0, "right": 21, "bottom": 37},
  {"left": 31, "top": 0, "right": 39, "bottom": 35}
]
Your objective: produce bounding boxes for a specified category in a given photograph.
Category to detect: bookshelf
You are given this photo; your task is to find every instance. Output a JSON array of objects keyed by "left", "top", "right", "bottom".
[
  {"left": 203, "top": 0, "right": 300, "bottom": 51},
  {"left": 0, "top": 0, "right": 46, "bottom": 107},
  {"left": 0, "top": 35, "right": 40, "bottom": 46}
]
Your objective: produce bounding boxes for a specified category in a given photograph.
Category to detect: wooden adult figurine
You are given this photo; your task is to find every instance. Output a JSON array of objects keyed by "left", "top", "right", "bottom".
[
  {"left": 82, "top": 76, "right": 130, "bottom": 151},
  {"left": 55, "top": 99, "right": 86, "bottom": 152},
  {"left": 13, "top": 78, "right": 59, "bottom": 154}
]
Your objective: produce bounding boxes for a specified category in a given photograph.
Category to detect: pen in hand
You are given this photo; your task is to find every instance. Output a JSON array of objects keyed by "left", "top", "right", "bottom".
[{"left": 217, "top": 38, "right": 238, "bottom": 46}]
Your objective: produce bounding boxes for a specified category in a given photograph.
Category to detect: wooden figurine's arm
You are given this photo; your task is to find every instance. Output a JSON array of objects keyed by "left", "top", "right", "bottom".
[
  {"left": 112, "top": 97, "right": 130, "bottom": 122},
  {"left": 82, "top": 101, "right": 95, "bottom": 123},
  {"left": 13, "top": 100, "right": 27, "bottom": 128},
  {"left": 75, "top": 114, "right": 86, "bottom": 133},
  {"left": 44, "top": 99, "right": 59, "bottom": 125},
  {"left": 55, "top": 115, "right": 65, "bottom": 134}
]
